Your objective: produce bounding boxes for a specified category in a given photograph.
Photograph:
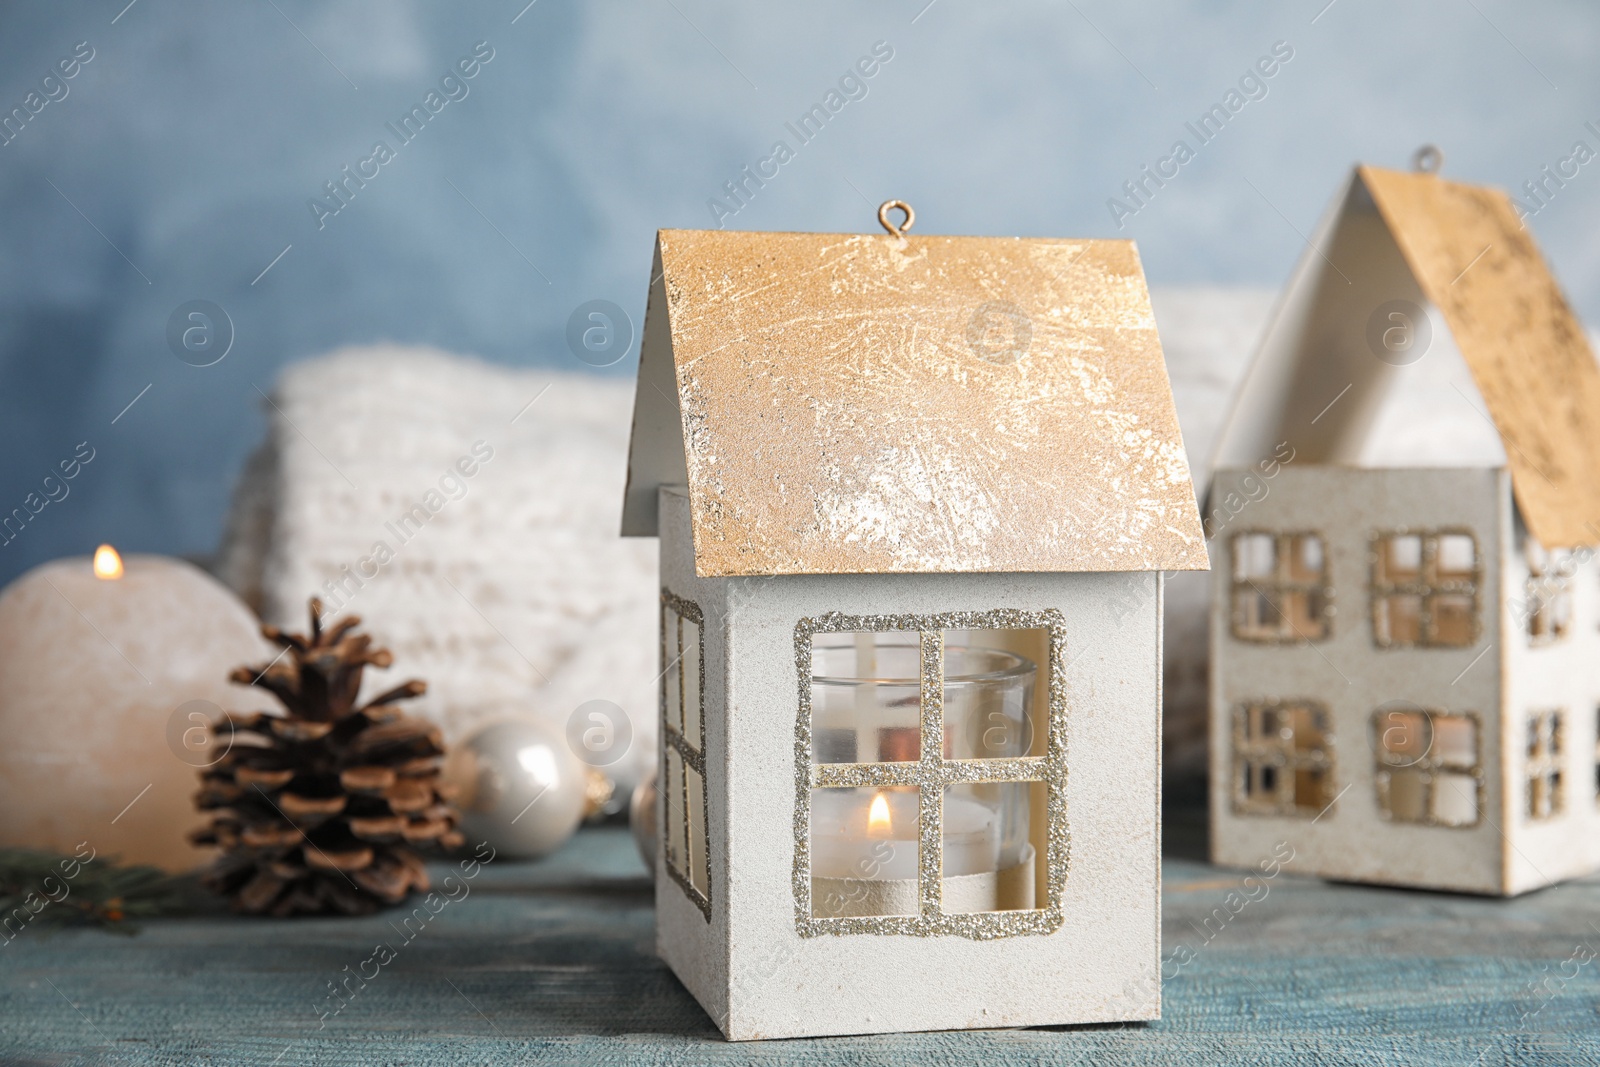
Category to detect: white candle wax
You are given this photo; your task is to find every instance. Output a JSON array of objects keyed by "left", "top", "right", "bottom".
[
  {"left": 0, "top": 550, "right": 273, "bottom": 871},
  {"left": 942, "top": 795, "right": 1004, "bottom": 877},
  {"left": 811, "top": 789, "right": 1001, "bottom": 880}
]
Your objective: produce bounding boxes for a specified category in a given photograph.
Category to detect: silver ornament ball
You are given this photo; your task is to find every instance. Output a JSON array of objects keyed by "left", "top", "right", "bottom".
[{"left": 444, "top": 718, "right": 588, "bottom": 859}]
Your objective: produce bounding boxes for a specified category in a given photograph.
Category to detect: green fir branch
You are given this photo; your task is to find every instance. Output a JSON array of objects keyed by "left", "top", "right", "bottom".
[{"left": 0, "top": 848, "right": 185, "bottom": 935}]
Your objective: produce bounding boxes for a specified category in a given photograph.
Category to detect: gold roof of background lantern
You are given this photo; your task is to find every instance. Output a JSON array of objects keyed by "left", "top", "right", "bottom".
[
  {"left": 621, "top": 210, "right": 1208, "bottom": 577},
  {"left": 1359, "top": 163, "right": 1600, "bottom": 549}
]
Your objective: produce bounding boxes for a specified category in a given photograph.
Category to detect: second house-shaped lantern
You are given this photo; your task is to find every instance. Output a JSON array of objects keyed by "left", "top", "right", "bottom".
[
  {"left": 622, "top": 205, "right": 1206, "bottom": 1039},
  {"left": 1207, "top": 159, "right": 1600, "bottom": 895}
]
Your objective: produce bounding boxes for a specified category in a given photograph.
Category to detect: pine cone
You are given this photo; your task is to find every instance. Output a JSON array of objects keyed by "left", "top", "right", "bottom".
[{"left": 191, "top": 598, "right": 463, "bottom": 916}]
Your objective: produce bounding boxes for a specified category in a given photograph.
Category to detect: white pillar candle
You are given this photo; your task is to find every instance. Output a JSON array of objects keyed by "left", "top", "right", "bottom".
[{"left": 0, "top": 548, "right": 273, "bottom": 871}]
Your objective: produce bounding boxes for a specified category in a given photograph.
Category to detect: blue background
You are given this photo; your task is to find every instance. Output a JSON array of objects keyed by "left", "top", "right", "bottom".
[{"left": 2, "top": 0, "right": 1597, "bottom": 586}]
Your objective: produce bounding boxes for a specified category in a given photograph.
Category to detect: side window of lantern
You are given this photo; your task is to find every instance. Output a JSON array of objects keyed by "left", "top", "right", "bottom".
[
  {"left": 1229, "top": 531, "right": 1332, "bottom": 643},
  {"left": 661, "top": 590, "right": 710, "bottom": 917},
  {"left": 1231, "top": 699, "right": 1335, "bottom": 817},
  {"left": 1525, "top": 541, "right": 1574, "bottom": 646},
  {"left": 798, "top": 614, "right": 1066, "bottom": 938},
  {"left": 1371, "top": 530, "right": 1479, "bottom": 648},
  {"left": 1594, "top": 706, "right": 1600, "bottom": 807},
  {"left": 1526, "top": 709, "right": 1565, "bottom": 821},
  {"left": 1372, "top": 707, "right": 1482, "bottom": 827}
]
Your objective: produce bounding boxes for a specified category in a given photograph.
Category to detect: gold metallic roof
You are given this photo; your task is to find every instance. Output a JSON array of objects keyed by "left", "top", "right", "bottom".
[
  {"left": 1362, "top": 165, "right": 1600, "bottom": 548},
  {"left": 622, "top": 227, "right": 1207, "bottom": 577}
]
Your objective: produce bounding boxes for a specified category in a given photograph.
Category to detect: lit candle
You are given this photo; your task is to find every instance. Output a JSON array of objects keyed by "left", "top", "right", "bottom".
[
  {"left": 93, "top": 543, "right": 124, "bottom": 579},
  {"left": 812, "top": 788, "right": 1002, "bottom": 882},
  {"left": 867, "top": 791, "right": 891, "bottom": 834},
  {"left": 813, "top": 788, "right": 919, "bottom": 881},
  {"left": 0, "top": 547, "right": 273, "bottom": 870}
]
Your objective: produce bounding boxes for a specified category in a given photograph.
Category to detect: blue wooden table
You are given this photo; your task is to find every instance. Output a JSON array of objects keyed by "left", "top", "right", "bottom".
[{"left": 4, "top": 814, "right": 1598, "bottom": 1065}]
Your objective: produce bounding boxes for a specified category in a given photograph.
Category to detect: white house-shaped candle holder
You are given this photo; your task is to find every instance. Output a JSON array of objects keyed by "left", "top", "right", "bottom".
[
  {"left": 1207, "top": 160, "right": 1600, "bottom": 896},
  {"left": 622, "top": 215, "right": 1207, "bottom": 1039}
]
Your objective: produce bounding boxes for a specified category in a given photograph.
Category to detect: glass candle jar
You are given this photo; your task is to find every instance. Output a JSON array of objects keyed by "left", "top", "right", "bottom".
[{"left": 808, "top": 632, "right": 1037, "bottom": 917}]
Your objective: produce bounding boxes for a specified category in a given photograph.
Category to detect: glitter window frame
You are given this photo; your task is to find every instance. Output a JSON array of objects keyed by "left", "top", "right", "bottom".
[
  {"left": 1371, "top": 709, "right": 1484, "bottom": 828},
  {"left": 1228, "top": 530, "right": 1334, "bottom": 644},
  {"left": 792, "top": 609, "right": 1070, "bottom": 940},
  {"left": 1230, "top": 699, "right": 1336, "bottom": 818},
  {"left": 1524, "top": 542, "right": 1574, "bottom": 646},
  {"left": 661, "top": 589, "right": 711, "bottom": 920},
  {"left": 1368, "top": 528, "right": 1482, "bottom": 649},
  {"left": 1593, "top": 706, "right": 1600, "bottom": 809},
  {"left": 1526, "top": 708, "right": 1565, "bottom": 821}
]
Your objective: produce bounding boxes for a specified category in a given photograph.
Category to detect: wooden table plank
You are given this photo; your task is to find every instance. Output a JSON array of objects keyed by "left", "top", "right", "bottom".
[{"left": 3, "top": 823, "right": 1597, "bottom": 1065}]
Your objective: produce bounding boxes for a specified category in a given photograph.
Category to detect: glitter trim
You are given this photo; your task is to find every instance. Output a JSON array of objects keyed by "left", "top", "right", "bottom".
[
  {"left": 1230, "top": 698, "right": 1336, "bottom": 818},
  {"left": 1228, "top": 529, "right": 1335, "bottom": 644},
  {"left": 662, "top": 588, "right": 711, "bottom": 921},
  {"left": 792, "top": 609, "right": 1070, "bottom": 940},
  {"left": 1370, "top": 708, "right": 1484, "bottom": 828},
  {"left": 1367, "top": 527, "right": 1483, "bottom": 649},
  {"left": 1523, "top": 708, "right": 1566, "bottom": 821}
]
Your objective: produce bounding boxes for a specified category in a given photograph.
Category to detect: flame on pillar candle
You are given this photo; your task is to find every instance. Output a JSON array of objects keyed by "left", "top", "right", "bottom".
[
  {"left": 93, "top": 544, "right": 124, "bottom": 580},
  {"left": 867, "top": 791, "right": 891, "bottom": 837}
]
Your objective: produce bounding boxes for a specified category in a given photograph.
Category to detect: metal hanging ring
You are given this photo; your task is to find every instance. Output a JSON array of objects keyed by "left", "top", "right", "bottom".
[
  {"left": 877, "top": 200, "right": 914, "bottom": 238},
  {"left": 1412, "top": 145, "right": 1444, "bottom": 175}
]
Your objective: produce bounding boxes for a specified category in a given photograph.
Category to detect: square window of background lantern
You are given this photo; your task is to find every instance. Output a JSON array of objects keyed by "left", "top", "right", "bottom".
[
  {"left": 1370, "top": 529, "right": 1480, "bottom": 648},
  {"left": 1526, "top": 709, "right": 1565, "bottom": 821},
  {"left": 660, "top": 590, "right": 710, "bottom": 918},
  {"left": 795, "top": 612, "right": 1067, "bottom": 939},
  {"left": 1429, "top": 594, "right": 1477, "bottom": 646},
  {"left": 1373, "top": 594, "right": 1423, "bottom": 646},
  {"left": 1231, "top": 699, "right": 1335, "bottom": 817},
  {"left": 1435, "top": 534, "right": 1477, "bottom": 582},
  {"left": 1376, "top": 534, "right": 1423, "bottom": 585},
  {"left": 1229, "top": 532, "right": 1331, "bottom": 643},
  {"left": 1371, "top": 707, "right": 1483, "bottom": 828}
]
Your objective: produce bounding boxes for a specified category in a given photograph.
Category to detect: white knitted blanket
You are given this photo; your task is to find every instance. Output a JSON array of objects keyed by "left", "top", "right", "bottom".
[{"left": 218, "top": 347, "right": 658, "bottom": 794}]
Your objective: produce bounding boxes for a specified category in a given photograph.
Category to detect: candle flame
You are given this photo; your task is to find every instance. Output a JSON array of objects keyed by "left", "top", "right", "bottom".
[
  {"left": 93, "top": 544, "right": 124, "bottom": 580},
  {"left": 867, "top": 791, "right": 891, "bottom": 836}
]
